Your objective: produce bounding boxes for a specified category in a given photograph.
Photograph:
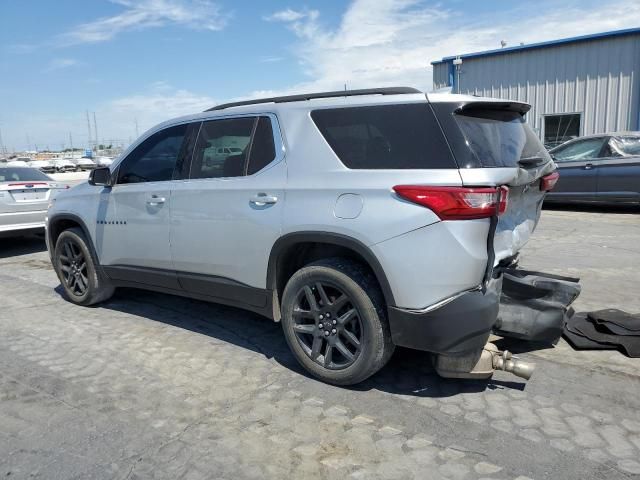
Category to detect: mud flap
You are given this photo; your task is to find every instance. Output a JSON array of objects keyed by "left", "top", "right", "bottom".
[{"left": 494, "top": 268, "right": 581, "bottom": 344}]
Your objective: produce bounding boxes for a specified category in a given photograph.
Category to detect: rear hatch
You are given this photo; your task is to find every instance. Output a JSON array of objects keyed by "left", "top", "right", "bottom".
[
  {"left": 431, "top": 100, "right": 557, "bottom": 265},
  {"left": 0, "top": 167, "right": 60, "bottom": 214},
  {"left": 431, "top": 98, "right": 576, "bottom": 343}
]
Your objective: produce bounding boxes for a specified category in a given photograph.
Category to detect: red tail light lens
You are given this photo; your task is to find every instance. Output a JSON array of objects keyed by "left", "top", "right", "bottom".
[
  {"left": 540, "top": 171, "right": 559, "bottom": 191},
  {"left": 393, "top": 185, "right": 509, "bottom": 220}
]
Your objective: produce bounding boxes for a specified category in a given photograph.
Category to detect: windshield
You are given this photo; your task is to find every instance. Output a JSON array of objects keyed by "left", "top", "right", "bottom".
[
  {"left": 455, "top": 109, "right": 551, "bottom": 168},
  {"left": 0, "top": 167, "right": 50, "bottom": 182}
]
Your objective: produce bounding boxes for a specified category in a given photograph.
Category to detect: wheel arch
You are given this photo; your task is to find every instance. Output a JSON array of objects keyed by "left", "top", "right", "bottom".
[
  {"left": 48, "top": 214, "right": 100, "bottom": 265},
  {"left": 267, "top": 232, "right": 396, "bottom": 318}
]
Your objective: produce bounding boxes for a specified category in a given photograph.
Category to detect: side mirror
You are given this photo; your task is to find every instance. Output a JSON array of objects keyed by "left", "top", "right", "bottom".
[{"left": 89, "top": 167, "right": 113, "bottom": 187}]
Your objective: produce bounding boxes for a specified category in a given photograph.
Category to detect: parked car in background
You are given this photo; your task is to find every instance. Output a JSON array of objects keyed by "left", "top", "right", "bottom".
[
  {"left": 0, "top": 167, "right": 66, "bottom": 236},
  {"left": 73, "top": 157, "right": 96, "bottom": 171},
  {"left": 94, "top": 156, "right": 114, "bottom": 168},
  {"left": 52, "top": 158, "right": 77, "bottom": 173},
  {"left": 6, "top": 159, "right": 29, "bottom": 167},
  {"left": 547, "top": 132, "right": 640, "bottom": 205},
  {"left": 27, "top": 159, "right": 56, "bottom": 174},
  {"left": 46, "top": 87, "right": 568, "bottom": 385}
]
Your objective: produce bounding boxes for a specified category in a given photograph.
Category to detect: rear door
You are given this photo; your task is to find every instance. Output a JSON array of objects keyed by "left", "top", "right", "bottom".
[
  {"left": 596, "top": 136, "right": 640, "bottom": 202},
  {"left": 170, "top": 115, "right": 285, "bottom": 304},
  {"left": 548, "top": 137, "right": 608, "bottom": 201}
]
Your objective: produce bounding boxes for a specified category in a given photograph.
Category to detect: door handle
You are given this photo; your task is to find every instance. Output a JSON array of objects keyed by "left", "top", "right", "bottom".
[
  {"left": 584, "top": 163, "right": 593, "bottom": 170},
  {"left": 146, "top": 194, "right": 166, "bottom": 205},
  {"left": 250, "top": 193, "right": 278, "bottom": 206}
]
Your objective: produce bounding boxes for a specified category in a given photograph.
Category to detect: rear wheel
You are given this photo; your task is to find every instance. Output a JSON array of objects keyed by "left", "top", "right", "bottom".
[
  {"left": 281, "top": 258, "right": 394, "bottom": 385},
  {"left": 54, "top": 227, "right": 114, "bottom": 306}
]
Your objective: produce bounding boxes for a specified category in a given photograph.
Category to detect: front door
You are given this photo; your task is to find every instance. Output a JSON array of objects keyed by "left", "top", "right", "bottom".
[
  {"left": 549, "top": 136, "right": 607, "bottom": 201},
  {"left": 100, "top": 123, "right": 190, "bottom": 288},
  {"left": 170, "top": 115, "right": 285, "bottom": 307}
]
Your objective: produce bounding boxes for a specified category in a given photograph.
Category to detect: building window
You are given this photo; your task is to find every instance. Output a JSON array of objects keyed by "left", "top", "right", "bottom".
[{"left": 543, "top": 114, "right": 581, "bottom": 149}]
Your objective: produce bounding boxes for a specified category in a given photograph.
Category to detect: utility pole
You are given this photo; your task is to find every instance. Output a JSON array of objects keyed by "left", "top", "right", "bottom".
[
  {"left": 134, "top": 118, "right": 139, "bottom": 138},
  {"left": 69, "top": 132, "right": 73, "bottom": 151},
  {"left": 453, "top": 56, "right": 463, "bottom": 94},
  {"left": 86, "top": 110, "right": 92, "bottom": 148},
  {"left": 0, "top": 127, "right": 5, "bottom": 154},
  {"left": 93, "top": 112, "right": 99, "bottom": 149}
]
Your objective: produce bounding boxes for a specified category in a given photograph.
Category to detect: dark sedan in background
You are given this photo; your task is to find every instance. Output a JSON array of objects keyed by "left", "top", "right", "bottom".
[{"left": 546, "top": 132, "right": 640, "bottom": 205}]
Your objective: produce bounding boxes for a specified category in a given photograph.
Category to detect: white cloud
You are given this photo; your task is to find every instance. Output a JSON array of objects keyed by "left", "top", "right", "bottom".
[
  {"left": 260, "top": 0, "right": 640, "bottom": 95},
  {"left": 45, "top": 58, "right": 80, "bottom": 72},
  {"left": 58, "top": 0, "right": 228, "bottom": 46},
  {"left": 259, "top": 55, "right": 284, "bottom": 63},
  {"left": 106, "top": 83, "right": 216, "bottom": 133},
  {"left": 264, "top": 8, "right": 312, "bottom": 23},
  {"left": 1, "top": 83, "right": 216, "bottom": 150}
]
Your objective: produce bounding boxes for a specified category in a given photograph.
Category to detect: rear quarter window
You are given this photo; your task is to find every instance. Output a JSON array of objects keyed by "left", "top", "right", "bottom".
[{"left": 311, "top": 104, "right": 456, "bottom": 169}]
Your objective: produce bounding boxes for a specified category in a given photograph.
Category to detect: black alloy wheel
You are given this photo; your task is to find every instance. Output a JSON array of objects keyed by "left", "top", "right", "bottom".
[
  {"left": 292, "top": 282, "right": 363, "bottom": 370},
  {"left": 58, "top": 237, "right": 89, "bottom": 296},
  {"left": 53, "top": 227, "right": 115, "bottom": 306}
]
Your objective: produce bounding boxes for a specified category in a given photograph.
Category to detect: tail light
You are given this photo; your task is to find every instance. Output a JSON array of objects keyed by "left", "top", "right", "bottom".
[
  {"left": 393, "top": 185, "right": 509, "bottom": 220},
  {"left": 540, "top": 171, "right": 559, "bottom": 191}
]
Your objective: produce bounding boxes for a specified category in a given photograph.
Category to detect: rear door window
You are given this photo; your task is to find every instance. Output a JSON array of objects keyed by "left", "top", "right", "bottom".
[
  {"left": 311, "top": 104, "right": 456, "bottom": 169},
  {"left": 246, "top": 117, "right": 276, "bottom": 175},
  {"left": 190, "top": 116, "right": 277, "bottom": 179},
  {"left": 552, "top": 138, "right": 607, "bottom": 162},
  {"left": 454, "top": 109, "right": 551, "bottom": 168}
]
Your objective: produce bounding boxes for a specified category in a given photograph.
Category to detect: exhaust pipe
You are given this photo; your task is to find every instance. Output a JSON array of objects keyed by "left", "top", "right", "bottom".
[
  {"left": 434, "top": 343, "right": 535, "bottom": 380},
  {"left": 490, "top": 348, "right": 534, "bottom": 380}
]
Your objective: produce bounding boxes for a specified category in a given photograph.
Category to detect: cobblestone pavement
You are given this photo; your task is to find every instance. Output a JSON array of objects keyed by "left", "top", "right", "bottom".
[{"left": 1, "top": 207, "right": 639, "bottom": 479}]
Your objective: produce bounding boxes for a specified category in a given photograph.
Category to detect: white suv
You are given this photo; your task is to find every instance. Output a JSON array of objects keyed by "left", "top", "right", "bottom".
[{"left": 46, "top": 87, "right": 574, "bottom": 385}]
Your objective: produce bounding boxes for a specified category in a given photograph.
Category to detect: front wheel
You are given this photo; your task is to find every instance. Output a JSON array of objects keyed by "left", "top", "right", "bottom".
[
  {"left": 53, "top": 227, "right": 115, "bottom": 306},
  {"left": 281, "top": 258, "right": 394, "bottom": 386}
]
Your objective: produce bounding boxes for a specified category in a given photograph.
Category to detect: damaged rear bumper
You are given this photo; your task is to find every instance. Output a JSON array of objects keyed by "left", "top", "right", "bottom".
[
  {"left": 388, "top": 264, "right": 581, "bottom": 379},
  {"left": 494, "top": 267, "right": 581, "bottom": 344},
  {"left": 388, "top": 277, "right": 502, "bottom": 355}
]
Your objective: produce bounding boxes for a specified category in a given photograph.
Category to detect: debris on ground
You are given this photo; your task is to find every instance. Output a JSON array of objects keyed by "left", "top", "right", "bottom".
[{"left": 564, "top": 309, "right": 640, "bottom": 357}]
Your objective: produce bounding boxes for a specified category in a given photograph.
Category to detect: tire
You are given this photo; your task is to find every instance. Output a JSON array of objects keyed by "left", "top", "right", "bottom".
[
  {"left": 281, "top": 257, "right": 395, "bottom": 385},
  {"left": 53, "top": 227, "right": 115, "bottom": 306}
]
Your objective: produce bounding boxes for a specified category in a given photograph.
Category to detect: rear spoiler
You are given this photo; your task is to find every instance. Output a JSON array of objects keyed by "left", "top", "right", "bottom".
[{"left": 454, "top": 101, "right": 531, "bottom": 115}]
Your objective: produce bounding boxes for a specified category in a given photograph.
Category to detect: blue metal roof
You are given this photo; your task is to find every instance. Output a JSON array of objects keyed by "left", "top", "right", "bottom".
[{"left": 431, "top": 27, "right": 640, "bottom": 65}]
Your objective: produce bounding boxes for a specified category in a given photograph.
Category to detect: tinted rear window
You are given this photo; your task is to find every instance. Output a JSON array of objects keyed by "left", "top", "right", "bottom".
[
  {"left": 0, "top": 167, "right": 50, "bottom": 182},
  {"left": 455, "top": 109, "right": 551, "bottom": 168},
  {"left": 311, "top": 104, "right": 456, "bottom": 169}
]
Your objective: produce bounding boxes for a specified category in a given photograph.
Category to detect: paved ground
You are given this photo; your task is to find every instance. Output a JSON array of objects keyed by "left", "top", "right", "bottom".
[{"left": 0, "top": 205, "right": 639, "bottom": 480}]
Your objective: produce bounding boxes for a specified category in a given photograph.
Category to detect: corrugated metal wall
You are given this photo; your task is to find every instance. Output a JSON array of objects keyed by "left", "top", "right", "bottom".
[
  {"left": 432, "top": 63, "right": 450, "bottom": 90},
  {"left": 431, "top": 33, "right": 640, "bottom": 136}
]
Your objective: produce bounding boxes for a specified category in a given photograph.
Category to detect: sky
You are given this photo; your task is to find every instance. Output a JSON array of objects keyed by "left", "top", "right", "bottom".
[{"left": 1, "top": 0, "right": 639, "bottom": 151}]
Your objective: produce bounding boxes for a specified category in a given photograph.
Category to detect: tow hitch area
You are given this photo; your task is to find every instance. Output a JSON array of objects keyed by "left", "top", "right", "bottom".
[
  {"left": 435, "top": 343, "right": 535, "bottom": 380},
  {"left": 494, "top": 267, "right": 581, "bottom": 344}
]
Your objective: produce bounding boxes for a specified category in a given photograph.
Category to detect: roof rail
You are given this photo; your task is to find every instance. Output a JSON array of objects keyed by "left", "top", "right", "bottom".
[{"left": 205, "top": 87, "right": 422, "bottom": 112}]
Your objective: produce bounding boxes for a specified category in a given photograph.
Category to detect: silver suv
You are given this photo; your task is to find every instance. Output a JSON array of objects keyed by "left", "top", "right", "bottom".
[{"left": 46, "top": 87, "right": 572, "bottom": 385}]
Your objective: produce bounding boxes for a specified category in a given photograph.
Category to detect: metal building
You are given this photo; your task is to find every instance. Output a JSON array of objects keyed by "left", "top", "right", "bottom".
[{"left": 431, "top": 27, "right": 640, "bottom": 147}]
